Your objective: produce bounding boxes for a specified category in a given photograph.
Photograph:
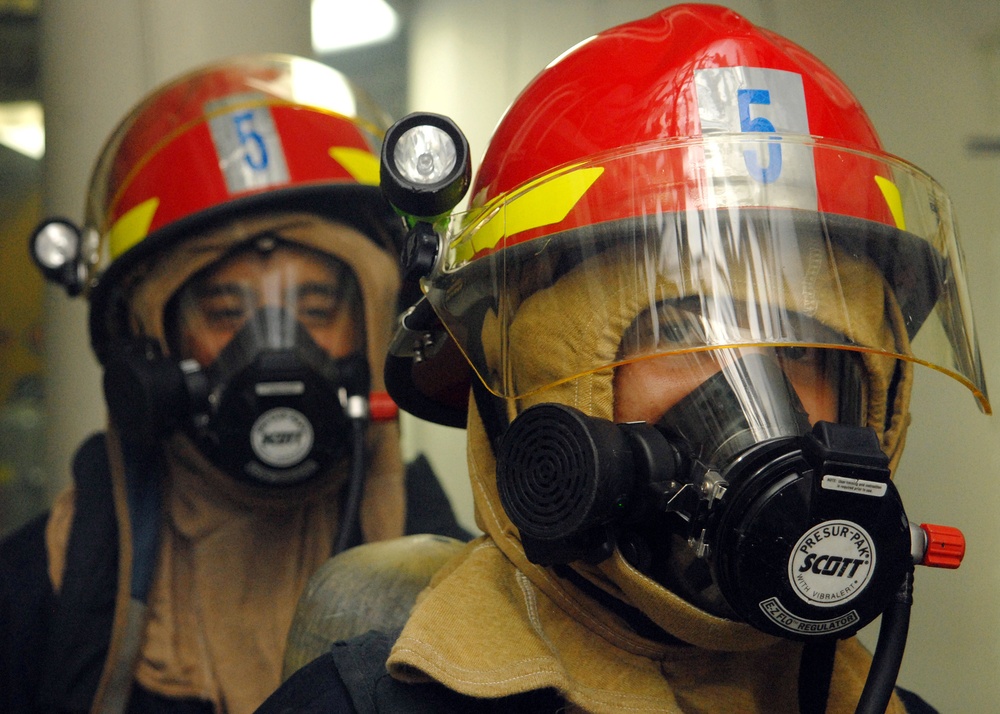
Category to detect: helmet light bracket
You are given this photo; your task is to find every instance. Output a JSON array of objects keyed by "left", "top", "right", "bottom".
[
  {"left": 388, "top": 296, "right": 450, "bottom": 363},
  {"left": 400, "top": 220, "right": 442, "bottom": 284}
]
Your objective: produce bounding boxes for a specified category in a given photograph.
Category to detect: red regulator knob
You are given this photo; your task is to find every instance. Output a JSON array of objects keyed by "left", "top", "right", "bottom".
[
  {"left": 369, "top": 391, "right": 400, "bottom": 422},
  {"left": 915, "top": 523, "right": 965, "bottom": 569}
]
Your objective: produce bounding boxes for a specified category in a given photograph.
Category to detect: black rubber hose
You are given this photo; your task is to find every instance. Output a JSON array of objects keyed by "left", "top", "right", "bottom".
[
  {"left": 333, "top": 417, "right": 367, "bottom": 555},
  {"left": 798, "top": 638, "right": 836, "bottom": 714},
  {"left": 854, "top": 568, "right": 914, "bottom": 714}
]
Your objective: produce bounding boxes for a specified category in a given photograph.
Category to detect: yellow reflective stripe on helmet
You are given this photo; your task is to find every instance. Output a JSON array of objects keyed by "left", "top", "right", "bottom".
[
  {"left": 329, "top": 146, "right": 380, "bottom": 186},
  {"left": 108, "top": 197, "right": 160, "bottom": 259},
  {"left": 874, "top": 175, "right": 906, "bottom": 231},
  {"left": 452, "top": 166, "right": 605, "bottom": 264}
]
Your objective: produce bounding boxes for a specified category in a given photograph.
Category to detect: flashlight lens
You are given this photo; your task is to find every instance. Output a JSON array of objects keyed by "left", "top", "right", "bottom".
[
  {"left": 33, "top": 222, "right": 80, "bottom": 270},
  {"left": 393, "top": 125, "right": 457, "bottom": 185}
]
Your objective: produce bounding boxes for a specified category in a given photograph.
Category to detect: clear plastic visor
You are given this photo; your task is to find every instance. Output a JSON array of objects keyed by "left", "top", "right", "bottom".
[{"left": 425, "top": 136, "right": 989, "bottom": 413}]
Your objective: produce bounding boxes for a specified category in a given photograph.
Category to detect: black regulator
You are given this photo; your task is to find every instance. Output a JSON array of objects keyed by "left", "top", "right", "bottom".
[
  {"left": 497, "top": 399, "right": 912, "bottom": 640},
  {"left": 103, "top": 306, "right": 372, "bottom": 487},
  {"left": 493, "top": 352, "right": 963, "bottom": 648}
]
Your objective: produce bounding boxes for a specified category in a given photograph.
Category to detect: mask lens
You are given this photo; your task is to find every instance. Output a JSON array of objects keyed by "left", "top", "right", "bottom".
[
  {"left": 614, "top": 301, "right": 865, "bottom": 433},
  {"left": 166, "top": 240, "right": 364, "bottom": 366}
]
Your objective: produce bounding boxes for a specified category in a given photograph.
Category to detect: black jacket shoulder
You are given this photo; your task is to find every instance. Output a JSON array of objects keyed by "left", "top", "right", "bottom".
[
  {"left": 0, "top": 512, "right": 55, "bottom": 714},
  {"left": 255, "top": 629, "right": 562, "bottom": 714},
  {"left": 404, "top": 454, "right": 473, "bottom": 542}
]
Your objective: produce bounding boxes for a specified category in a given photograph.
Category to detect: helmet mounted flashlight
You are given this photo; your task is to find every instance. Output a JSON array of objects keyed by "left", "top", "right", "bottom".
[
  {"left": 30, "top": 218, "right": 89, "bottom": 295},
  {"left": 380, "top": 112, "right": 471, "bottom": 223}
]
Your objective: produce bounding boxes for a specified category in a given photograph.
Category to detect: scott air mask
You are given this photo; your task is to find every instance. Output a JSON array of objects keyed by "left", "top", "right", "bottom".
[
  {"left": 185, "top": 305, "right": 369, "bottom": 485},
  {"left": 103, "top": 241, "right": 371, "bottom": 488},
  {"left": 496, "top": 341, "right": 915, "bottom": 641}
]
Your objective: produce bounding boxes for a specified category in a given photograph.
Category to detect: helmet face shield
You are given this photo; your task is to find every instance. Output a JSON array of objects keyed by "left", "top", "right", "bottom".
[{"left": 425, "top": 136, "right": 989, "bottom": 413}]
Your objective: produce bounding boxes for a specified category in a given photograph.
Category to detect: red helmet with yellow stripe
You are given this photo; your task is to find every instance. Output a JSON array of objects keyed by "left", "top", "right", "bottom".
[
  {"left": 386, "top": 3, "right": 988, "bottom": 426},
  {"left": 466, "top": 4, "right": 896, "bottom": 248},
  {"left": 77, "top": 54, "right": 402, "bottom": 362}
]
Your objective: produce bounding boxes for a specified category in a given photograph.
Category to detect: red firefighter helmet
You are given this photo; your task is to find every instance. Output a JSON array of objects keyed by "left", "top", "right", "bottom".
[
  {"left": 386, "top": 3, "right": 988, "bottom": 425},
  {"left": 75, "top": 53, "right": 403, "bottom": 362}
]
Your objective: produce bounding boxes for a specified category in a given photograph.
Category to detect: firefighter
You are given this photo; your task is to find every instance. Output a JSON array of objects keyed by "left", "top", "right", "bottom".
[
  {"left": 266, "top": 5, "right": 990, "bottom": 712},
  {"left": 1, "top": 54, "right": 468, "bottom": 714}
]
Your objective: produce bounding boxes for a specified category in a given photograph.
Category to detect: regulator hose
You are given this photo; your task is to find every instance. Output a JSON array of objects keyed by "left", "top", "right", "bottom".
[
  {"left": 854, "top": 568, "right": 914, "bottom": 714},
  {"left": 333, "top": 415, "right": 367, "bottom": 555}
]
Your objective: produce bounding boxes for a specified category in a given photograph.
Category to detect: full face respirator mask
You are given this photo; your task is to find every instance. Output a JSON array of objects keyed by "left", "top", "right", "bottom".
[
  {"left": 102, "top": 242, "right": 373, "bottom": 489},
  {"left": 186, "top": 305, "right": 370, "bottom": 485},
  {"left": 496, "top": 347, "right": 914, "bottom": 641},
  {"left": 103, "top": 306, "right": 370, "bottom": 487}
]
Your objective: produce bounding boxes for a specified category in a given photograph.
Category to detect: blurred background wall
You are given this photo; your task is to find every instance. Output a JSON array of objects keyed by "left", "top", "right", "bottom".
[{"left": 1, "top": 0, "right": 998, "bottom": 709}]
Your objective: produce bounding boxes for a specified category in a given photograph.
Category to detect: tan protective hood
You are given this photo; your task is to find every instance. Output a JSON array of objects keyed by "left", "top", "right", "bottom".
[{"left": 387, "top": 246, "right": 913, "bottom": 711}]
